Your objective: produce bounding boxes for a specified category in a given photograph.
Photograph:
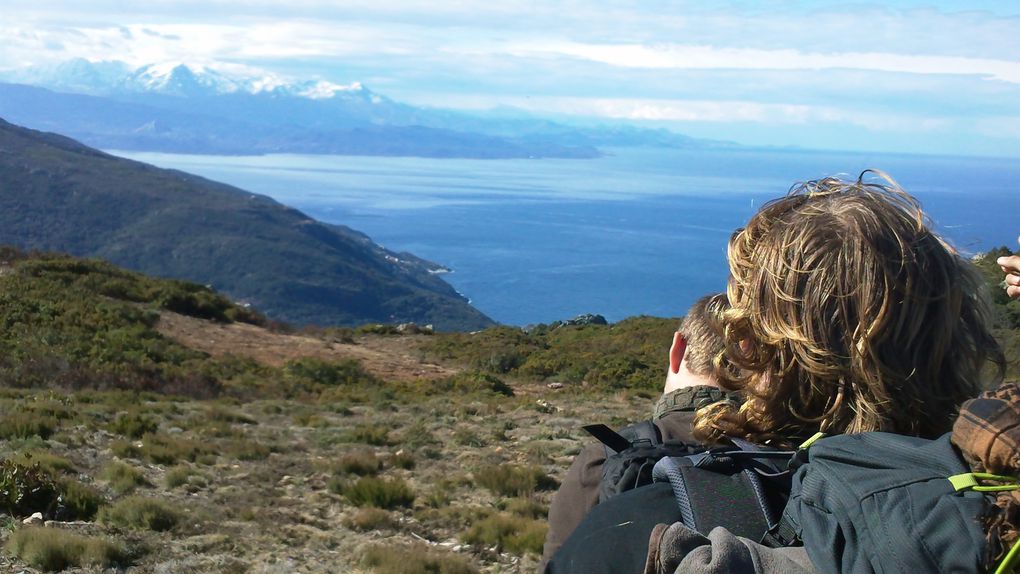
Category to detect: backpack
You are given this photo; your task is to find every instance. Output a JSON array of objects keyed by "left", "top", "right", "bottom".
[
  {"left": 651, "top": 441, "right": 796, "bottom": 545},
  {"left": 782, "top": 432, "right": 1020, "bottom": 574},
  {"left": 583, "top": 421, "right": 703, "bottom": 503},
  {"left": 547, "top": 432, "right": 794, "bottom": 574}
]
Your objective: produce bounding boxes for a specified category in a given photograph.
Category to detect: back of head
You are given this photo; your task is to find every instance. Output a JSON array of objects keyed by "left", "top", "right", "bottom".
[
  {"left": 679, "top": 293, "right": 728, "bottom": 377},
  {"left": 695, "top": 171, "right": 1004, "bottom": 445}
]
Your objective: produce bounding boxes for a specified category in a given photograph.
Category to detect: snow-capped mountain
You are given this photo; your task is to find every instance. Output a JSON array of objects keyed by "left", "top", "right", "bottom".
[
  {"left": 0, "top": 58, "right": 719, "bottom": 157},
  {"left": 1, "top": 58, "right": 373, "bottom": 101}
]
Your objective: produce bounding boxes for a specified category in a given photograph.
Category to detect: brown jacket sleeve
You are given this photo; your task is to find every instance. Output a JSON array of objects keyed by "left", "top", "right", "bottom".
[{"left": 538, "top": 440, "right": 606, "bottom": 571}]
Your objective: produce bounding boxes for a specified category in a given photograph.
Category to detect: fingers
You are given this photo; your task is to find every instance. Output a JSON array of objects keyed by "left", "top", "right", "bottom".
[
  {"left": 999, "top": 254, "right": 1020, "bottom": 274},
  {"left": 1001, "top": 251, "right": 1020, "bottom": 299}
]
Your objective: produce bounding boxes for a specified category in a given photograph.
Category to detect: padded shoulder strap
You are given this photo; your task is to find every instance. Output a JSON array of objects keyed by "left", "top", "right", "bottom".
[{"left": 584, "top": 419, "right": 661, "bottom": 457}]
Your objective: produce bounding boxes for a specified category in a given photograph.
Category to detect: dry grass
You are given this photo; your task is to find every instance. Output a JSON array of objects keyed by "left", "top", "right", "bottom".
[{"left": 0, "top": 325, "right": 657, "bottom": 573}]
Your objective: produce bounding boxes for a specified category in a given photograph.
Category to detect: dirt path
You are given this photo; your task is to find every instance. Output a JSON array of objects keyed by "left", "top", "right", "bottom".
[{"left": 155, "top": 312, "right": 459, "bottom": 383}]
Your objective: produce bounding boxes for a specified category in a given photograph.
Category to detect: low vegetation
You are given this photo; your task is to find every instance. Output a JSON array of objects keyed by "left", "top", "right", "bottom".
[{"left": 0, "top": 246, "right": 1016, "bottom": 572}]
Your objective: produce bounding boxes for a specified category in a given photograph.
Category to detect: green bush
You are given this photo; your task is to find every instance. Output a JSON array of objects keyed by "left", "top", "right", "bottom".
[
  {"left": 7, "top": 451, "right": 75, "bottom": 476},
  {"left": 388, "top": 451, "right": 416, "bottom": 470},
  {"left": 437, "top": 372, "right": 514, "bottom": 397},
  {"left": 475, "top": 465, "right": 558, "bottom": 497},
  {"left": 461, "top": 513, "right": 547, "bottom": 554},
  {"left": 98, "top": 461, "right": 149, "bottom": 494},
  {"left": 165, "top": 466, "right": 202, "bottom": 489},
  {"left": 361, "top": 544, "right": 477, "bottom": 574},
  {"left": 347, "top": 424, "right": 393, "bottom": 446},
  {"left": 283, "top": 357, "right": 378, "bottom": 387},
  {"left": 108, "top": 411, "right": 159, "bottom": 438},
  {"left": 5, "top": 527, "right": 127, "bottom": 571},
  {"left": 0, "top": 459, "right": 61, "bottom": 517},
  {"left": 223, "top": 439, "right": 271, "bottom": 461},
  {"left": 111, "top": 433, "right": 213, "bottom": 465},
  {"left": 503, "top": 497, "right": 548, "bottom": 519},
  {"left": 336, "top": 477, "right": 415, "bottom": 509},
  {"left": 344, "top": 507, "right": 398, "bottom": 532},
  {"left": 0, "top": 414, "right": 57, "bottom": 440},
  {"left": 57, "top": 479, "right": 105, "bottom": 520},
  {"left": 98, "top": 496, "right": 182, "bottom": 531},
  {"left": 336, "top": 451, "right": 382, "bottom": 476}
]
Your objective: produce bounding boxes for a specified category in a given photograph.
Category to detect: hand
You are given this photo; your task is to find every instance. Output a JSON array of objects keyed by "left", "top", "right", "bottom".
[{"left": 998, "top": 236, "right": 1020, "bottom": 299}]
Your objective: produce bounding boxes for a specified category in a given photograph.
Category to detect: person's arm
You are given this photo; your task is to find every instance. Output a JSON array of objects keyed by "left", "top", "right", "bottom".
[
  {"left": 538, "top": 442, "right": 606, "bottom": 572},
  {"left": 644, "top": 523, "right": 817, "bottom": 574},
  {"left": 998, "top": 237, "right": 1020, "bottom": 299}
]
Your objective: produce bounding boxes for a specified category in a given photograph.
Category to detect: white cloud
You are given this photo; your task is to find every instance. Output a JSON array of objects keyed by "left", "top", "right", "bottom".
[{"left": 509, "top": 42, "right": 1020, "bottom": 84}]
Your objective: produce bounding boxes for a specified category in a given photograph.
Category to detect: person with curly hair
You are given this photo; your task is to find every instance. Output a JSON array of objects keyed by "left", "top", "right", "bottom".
[{"left": 646, "top": 171, "right": 1006, "bottom": 573}]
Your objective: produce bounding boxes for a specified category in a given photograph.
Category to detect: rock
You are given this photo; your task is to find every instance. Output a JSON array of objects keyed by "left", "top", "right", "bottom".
[
  {"left": 22, "top": 512, "right": 43, "bottom": 526},
  {"left": 547, "top": 382, "right": 564, "bottom": 390},
  {"left": 562, "top": 313, "right": 608, "bottom": 327}
]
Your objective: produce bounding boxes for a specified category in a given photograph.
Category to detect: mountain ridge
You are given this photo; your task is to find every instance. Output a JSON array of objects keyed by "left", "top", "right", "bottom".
[
  {"left": 0, "top": 117, "right": 495, "bottom": 331},
  {"left": 0, "top": 58, "right": 735, "bottom": 158}
]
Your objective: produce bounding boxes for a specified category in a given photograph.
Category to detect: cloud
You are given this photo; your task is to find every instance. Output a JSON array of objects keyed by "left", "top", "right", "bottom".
[{"left": 510, "top": 42, "right": 1020, "bottom": 84}]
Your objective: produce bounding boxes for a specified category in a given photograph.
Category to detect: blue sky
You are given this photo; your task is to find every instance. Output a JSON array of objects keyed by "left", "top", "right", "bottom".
[{"left": 2, "top": 1, "right": 1019, "bottom": 156}]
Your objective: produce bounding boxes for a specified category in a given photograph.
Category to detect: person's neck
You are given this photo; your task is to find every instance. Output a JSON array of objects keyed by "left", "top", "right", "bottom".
[{"left": 663, "top": 368, "right": 719, "bottom": 395}]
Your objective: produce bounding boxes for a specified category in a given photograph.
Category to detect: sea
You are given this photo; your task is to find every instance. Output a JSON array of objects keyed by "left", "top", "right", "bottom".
[{"left": 110, "top": 147, "right": 1020, "bottom": 327}]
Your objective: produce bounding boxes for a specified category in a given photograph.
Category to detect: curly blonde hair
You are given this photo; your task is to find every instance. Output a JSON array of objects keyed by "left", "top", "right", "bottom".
[{"left": 694, "top": 171, "right": 1004, "bottom": 446}]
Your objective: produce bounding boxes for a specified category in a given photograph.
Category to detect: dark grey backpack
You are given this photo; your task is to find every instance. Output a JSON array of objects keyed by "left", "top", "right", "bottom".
[
  {"left": 583, "top": 421, "right": 703, "bottom": 503},
  {"left": 782, "top": 432, "right": 1018, "bottom": 574}
]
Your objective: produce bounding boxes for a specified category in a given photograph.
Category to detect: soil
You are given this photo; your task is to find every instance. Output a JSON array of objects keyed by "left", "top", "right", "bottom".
[{"left": 155, "top": 312, "right": 459, "bottom": 382}]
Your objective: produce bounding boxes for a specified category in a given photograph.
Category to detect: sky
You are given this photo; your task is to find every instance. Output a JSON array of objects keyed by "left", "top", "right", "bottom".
[{"left": 2, "top": 1, "right": 1020, "bottom": 156}]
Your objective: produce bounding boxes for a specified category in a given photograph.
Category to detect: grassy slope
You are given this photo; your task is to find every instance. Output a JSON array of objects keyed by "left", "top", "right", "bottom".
[
  {"left": 0, "top": 226, "right": 1016, "bottom": 572},
  {"left": 0, "top": 118, "right": 494, "bottom": 331}
]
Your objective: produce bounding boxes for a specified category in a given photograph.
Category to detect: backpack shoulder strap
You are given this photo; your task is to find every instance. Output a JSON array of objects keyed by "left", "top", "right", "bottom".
[
  {"left": 584, "top": 419, "right": 661, "bottom": 457},
  {"left": 652, "top": 445, "right": 795, "bottom": 545}
]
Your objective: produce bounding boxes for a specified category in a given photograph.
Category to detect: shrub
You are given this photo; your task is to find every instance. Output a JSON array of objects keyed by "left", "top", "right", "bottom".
[
  {"left": 57, "top": 479, "right": 105, "bottom": 520},
  {"left": 112, "top": 433, "right": 213, "bottom": 465},
  {"left": 283, "top": 357, "right": 378, "bottom": 387},
  {"left": 0, "top": 414, "right": 57, "bottom": 440},
  {"left": 98, "top": 496, "right": 182, "bottom": 531},
  {"left": 107, "top": 411, "right": 159, "bottom": 438},
  {"left": 5, "top": 527, "right": 127, "bottom": 571},
  {"left": 461, "top": 513, "right": 547, "bottom": 554},
  {"left": 336, "top": 451, "right": 382, "bottom": 476},
  {"left": 8, "top": 451, "right": 75, "bottom": 476},
  {"left": 223, "top": 439, "right": 271, "bottom": 461},
  {"left": 337, "top": 477, "right": 415, "bottom": 509},
  {"left": 361, "top": 544, "right": 477, "bottom": 574},
  {"left": 207, "top": 405, "right": 257, "bottom": 425},
  {"left": 98, "top": 462, "right": 150, "bottom": 494},
  {"left": 437, "top": 372, "right": 514, "bottom": 397},
  {"left": 503, "top": 497, "right": 548, "bottom": 519},
  {"left": 0, "top": 460, "right": 61, "bottom": 517},
  {"left": 475, "top": 465, "right": 558, "bottom": 497},
  {"left": 344, "top": 507, "right": 398, "bottom": 532},
  {"left": 355, "top": 324, "right": 401, "bottom": 336},
  {"left": 388, "top": 451, "right": 416, "bottom": 470},
  {"left": 165, "top": 466, "right": 202, "bottom": 489},
  {"left": 453, "top": 427, "right": 487, "bottom": 447},
  {"left": 347, "top": 424, "right": 393, "bottom": 446}
]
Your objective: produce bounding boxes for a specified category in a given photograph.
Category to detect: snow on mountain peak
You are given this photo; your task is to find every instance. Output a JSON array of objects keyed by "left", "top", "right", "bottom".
[
  {"left": 3, "top": 59, "right": 369, "bottom": 101},
  {"left": 295, "top": 80, "right": 365, "bottom": 100}
]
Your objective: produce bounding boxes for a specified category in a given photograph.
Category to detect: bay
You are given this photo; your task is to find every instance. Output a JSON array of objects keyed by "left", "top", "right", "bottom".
[{"left": 111, "top": 147, "right": 1020, "bottom": 326}]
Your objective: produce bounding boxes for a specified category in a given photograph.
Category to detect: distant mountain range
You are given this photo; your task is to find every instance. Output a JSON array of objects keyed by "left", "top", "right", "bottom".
[
  {"left": 0, "top": 118, "right": 495, "bottom": 331},
  {"left": 0, "top": 59, "right": 734, "bottom": 158}
]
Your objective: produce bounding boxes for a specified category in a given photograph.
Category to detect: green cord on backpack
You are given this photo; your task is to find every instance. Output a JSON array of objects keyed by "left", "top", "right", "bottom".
[{"left": 787, "top": 432, "right": 1020, "bottom": 574}]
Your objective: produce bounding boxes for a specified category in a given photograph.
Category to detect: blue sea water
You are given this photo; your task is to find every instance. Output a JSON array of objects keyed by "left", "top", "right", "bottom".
[{"left": 112, "top": 147, "right": 1020, "bottom": 326}]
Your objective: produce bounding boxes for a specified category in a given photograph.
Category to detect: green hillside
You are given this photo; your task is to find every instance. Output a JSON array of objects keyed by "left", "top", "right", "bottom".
[{"left": 0, "top": 118, "right": 494, "bottom": 331}]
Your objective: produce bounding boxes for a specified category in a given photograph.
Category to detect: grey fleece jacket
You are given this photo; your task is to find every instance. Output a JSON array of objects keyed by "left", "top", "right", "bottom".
[{"left": 644, "top": 523, "right": 817, "bottom": 574}]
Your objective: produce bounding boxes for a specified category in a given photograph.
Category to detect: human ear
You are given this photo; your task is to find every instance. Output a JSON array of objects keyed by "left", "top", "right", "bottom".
[{"left": 669, "top": 332, "right": 687, "bottom": 375}]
